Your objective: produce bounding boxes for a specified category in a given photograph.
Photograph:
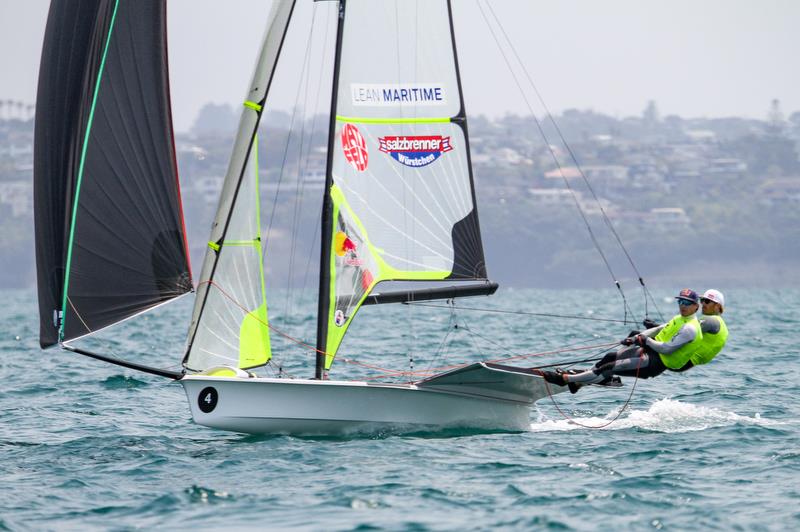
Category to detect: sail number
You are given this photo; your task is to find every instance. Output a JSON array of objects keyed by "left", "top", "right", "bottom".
[{"left": 198, "top": 387, "right": 219, "bottom": 413}]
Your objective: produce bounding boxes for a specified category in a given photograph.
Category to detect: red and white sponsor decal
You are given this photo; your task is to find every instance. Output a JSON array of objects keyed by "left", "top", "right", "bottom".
[
  {"left": 378, "top": 135, "right": 453, "bottom": 168},
  {"left": 341, "top": 123, "right": 368, "bottom": 172}
]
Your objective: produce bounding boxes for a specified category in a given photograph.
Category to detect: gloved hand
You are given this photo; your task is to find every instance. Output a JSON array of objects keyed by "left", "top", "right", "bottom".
[
  {"left": 642, "top": 318, "right": 659, "bottom": 329},
  {"left": 635, "top": 334, "right": 648, "bottom": 347},
  {"left": 621, "top": 336, "right": 634, "bottom": 346}
]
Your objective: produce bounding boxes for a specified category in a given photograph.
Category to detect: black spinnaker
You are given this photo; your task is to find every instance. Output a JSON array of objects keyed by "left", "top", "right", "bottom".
[{"left": 34, "top": 0, "right": 192, "bottom": 349}]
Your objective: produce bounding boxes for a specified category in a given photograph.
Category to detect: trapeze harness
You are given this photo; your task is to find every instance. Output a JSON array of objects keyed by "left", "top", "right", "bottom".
[{"left": 566, "top": 314, "right": 703, "bottom": 384}]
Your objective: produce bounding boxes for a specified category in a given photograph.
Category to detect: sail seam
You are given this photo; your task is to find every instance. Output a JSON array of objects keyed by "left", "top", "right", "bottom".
[{"left": 60, "top": 0, "right": 121, "bottom": 341}]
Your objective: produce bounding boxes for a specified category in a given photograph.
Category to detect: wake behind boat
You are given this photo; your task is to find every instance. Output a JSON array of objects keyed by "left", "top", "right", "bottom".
[{"left": 34, "top": 0, "right": 567, "bottom": 436}]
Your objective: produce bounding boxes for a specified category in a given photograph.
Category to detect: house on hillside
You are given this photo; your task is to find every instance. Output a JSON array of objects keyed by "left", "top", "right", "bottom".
[
  {"left": 0, "top": 181, "right": 32, "bottom": 217},
  {"left": 760, "top": 178, "right": 800, "bottom": 206}
]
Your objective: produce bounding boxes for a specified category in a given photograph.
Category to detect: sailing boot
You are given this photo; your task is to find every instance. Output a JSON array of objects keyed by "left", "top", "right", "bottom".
[
  {"left": 541, "top": 370, "right": 565, "bottom": 386},
  {"left": 541, "top": 369, "right": 583, "bottom": 394}
]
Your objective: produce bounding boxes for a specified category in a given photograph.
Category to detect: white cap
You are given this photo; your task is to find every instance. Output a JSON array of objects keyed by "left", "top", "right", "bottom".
[{"left": 702, "top": 289, "right": 725, "bottom": 308}]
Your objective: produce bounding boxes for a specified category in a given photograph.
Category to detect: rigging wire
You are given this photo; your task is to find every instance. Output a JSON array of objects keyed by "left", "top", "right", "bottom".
[
  {"left": 282, "top": 5, "right": 321, "bottom": 325},
  {"left": 474, "top": 0, "right": 632, "bottom": 323},
  {"left": 259, "top": 2, "right": 324, "bottom": 371},
  {"left": 203, "top": 279, "right": 621, "bottom": 380},
  {"left": 482, "top": 2, "right": 665, "bottom": 322},
  {"left": 474, "top": 0, "right": 658, "bottom": 324},
  {"left": 457, "top": 318, "right": 614, "bottom": 363},
  {"left": 298, "top": 1, "right": 334, "bottom": 309},
  {"left": 64, "top": 296, "right": 185, "bottom": 373},
  {"left": 423, "top": 301, "right": 459, "bottom": 376},
  {"left": 405, "top": 301, "right": 632, "bottom": 324}
]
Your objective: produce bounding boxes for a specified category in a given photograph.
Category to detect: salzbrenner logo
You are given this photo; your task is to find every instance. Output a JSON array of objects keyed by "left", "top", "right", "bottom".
[
  {"left": 351, "top": 83, "right": 447, "bottom": 107},
  {"left": 378, "top": 135, "right": 453, "bottom": 168}
]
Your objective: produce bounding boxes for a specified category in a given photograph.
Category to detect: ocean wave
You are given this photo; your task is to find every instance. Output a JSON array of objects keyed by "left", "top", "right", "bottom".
[{"left": 530, "top": 398, "right": 784, "bottom": 433}]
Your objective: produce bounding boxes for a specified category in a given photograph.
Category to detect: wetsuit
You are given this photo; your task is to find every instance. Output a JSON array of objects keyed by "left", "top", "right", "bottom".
[{"left": 563, "top": 315, "right": 701, "bottom": 384}]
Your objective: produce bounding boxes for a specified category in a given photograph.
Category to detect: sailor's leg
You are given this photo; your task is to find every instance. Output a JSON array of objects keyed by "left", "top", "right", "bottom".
[
  {"left": 595, "top": 351, "right": 618, "bottom": 368},
  {"left": 563, "top": 367, "right": 605, "bottom": 384},
  {"left": 592, "top": 344, "right": 638, "bottom": 370},
  {"left": 568, "top": 348, "right": 649, "bottom": 384}
]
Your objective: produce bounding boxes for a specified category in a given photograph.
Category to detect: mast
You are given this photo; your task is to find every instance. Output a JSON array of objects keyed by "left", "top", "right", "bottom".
[{"left": 315, "top": 0, "right": 347, "bottom": 379}]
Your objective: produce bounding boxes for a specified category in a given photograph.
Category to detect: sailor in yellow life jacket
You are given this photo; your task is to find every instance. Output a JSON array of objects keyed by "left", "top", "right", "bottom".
[
  {"left": 672, "top": 289, "right": 728, "bottom": 372},
  {"left": 541, "top": 288, "right": 703, "bottom": 393}
]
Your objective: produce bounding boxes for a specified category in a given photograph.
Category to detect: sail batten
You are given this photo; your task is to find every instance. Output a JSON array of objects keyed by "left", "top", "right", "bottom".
[
  {"left": 34, "top": 0, "right": 192, "bottom": 348},
  {"left": 317, "top": 0, "right": 489, "bottom": 370}
]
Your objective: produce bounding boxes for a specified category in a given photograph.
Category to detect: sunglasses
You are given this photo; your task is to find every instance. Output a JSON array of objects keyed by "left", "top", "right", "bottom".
[
  {"left": 700, "top": 297, "right": 713, "bottom": 304},
  {"left": 677, "top": 298, "right": 696, "bottom": 306}
]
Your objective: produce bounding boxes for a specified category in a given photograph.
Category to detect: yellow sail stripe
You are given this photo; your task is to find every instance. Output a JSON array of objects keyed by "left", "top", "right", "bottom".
[{"left": 335, "top": 115, "right": 450, "bottom": 124}]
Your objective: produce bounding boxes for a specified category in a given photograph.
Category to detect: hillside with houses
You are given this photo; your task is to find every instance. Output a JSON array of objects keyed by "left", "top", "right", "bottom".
[{"left": 3, "top": 100, "right": 799, "bottom": 289}]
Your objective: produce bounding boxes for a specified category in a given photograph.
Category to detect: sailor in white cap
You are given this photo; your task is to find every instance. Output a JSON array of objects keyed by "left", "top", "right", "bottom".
[
  {"left": 541, "top": 289, "right": 704, "bottom": 393},
  {"left": 673, "top": 289, "right": 728, "bottom": 371}
]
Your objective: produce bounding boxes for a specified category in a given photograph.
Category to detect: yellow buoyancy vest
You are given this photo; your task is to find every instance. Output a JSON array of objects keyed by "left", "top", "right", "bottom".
[
  {"left": 690, "top": 315, "right": 728, "bottom": 365},
  {"left": 654, "top": 314, "right": 703, "bottom": 369}
]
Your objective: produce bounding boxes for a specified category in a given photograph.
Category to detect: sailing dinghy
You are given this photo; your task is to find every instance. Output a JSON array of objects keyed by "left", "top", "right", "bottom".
[{"left": 35, "top": 0, "right": 563, "bottom": 435}]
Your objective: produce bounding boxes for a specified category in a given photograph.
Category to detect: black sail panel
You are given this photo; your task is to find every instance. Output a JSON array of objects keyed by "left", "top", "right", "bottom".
[
  {"left": 34, "top": 0, "right": 192, "bottom": 347},
  {"left": 34, "top": 0, "right": 112, "bottom": 348}
]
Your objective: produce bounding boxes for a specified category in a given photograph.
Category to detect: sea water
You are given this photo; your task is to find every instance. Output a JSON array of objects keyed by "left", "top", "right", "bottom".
[{"left": 1, "top": 288, "right": 798, "bottom": 530}]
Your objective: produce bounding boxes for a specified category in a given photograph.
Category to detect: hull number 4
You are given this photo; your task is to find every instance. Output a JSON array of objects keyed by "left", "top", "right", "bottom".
[{"left": 198, "top": 387, "right": 218, "bottom": 413}]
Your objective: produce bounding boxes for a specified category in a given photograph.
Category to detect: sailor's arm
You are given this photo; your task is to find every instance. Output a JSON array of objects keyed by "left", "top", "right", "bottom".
[
  {"left": 642, "top": 324, "right": 665, "bottom": 338},
  {"left": 644, "top": 324, "right": 697, "bottom": 354},
  {"left": 619, "top": 324, "right": 664, "bottom": 350},
  {"left": 701, "top": 316, "right": 721, "bottom": 334}
]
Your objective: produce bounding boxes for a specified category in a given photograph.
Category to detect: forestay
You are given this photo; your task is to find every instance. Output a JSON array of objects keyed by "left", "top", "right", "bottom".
[{"left": 320, "top": 0, "right": 487, "bottom": 369}]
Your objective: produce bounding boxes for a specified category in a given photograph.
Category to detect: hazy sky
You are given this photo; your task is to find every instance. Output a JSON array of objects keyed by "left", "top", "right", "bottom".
[{"left": 2, "top": 0, "right": 798, "bottom": 132}]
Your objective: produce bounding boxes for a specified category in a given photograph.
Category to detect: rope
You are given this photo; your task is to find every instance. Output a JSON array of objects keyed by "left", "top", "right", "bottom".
[
  {"left": 480, "top": 1, "right": 666, "bottom": 323},
  {"left": 201, "top": 280, "right": 629, "bottom": 380},
  {"left": 540, "top": 353, "right": 642, "bottom": 429},
  {"left": 475, "top": 0, "right": 632, "bottom": 318},
  {"left": 64, "top": 296, "right": 185, "bottom": 373},
  {"left": 423, "top": 300, "right": 458, "bottom": 375},
  {"left": 346, "top": 341, "right": 619, "bottom": 381},
  {"left": 406, "top": 301, "right": 632, "bottom": 324},
  {"left": 473, "top": 1, "right": 673, "bottom": 324},
  {"left": 457, "top": 318, "right": 617, "bottom": 364},
  {"left": 449, "top": 301, "right": 641, "bottom": 429},
  {"left": 203, "top": 275, "right": 644, "bottom": 434},
  {"left": 201, "top": 280, "right": 331, "bottom": 360}
]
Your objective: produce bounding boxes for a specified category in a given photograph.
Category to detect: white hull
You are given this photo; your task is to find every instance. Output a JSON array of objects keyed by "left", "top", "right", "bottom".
[{"left": 180, "top": 363, "right": 563, "bottom": 435}]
